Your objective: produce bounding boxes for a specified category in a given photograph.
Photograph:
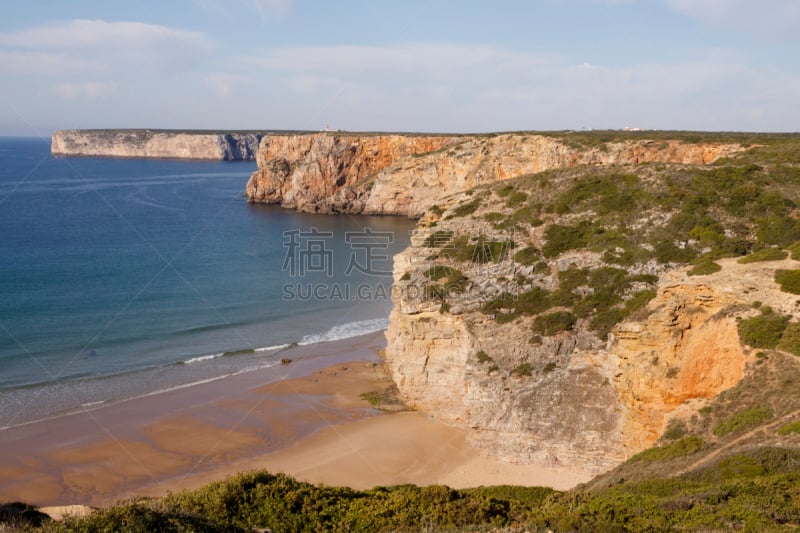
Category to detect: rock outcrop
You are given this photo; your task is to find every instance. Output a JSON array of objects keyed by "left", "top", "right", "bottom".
[
  {"left": 51, "top": 129, "right": 266, "bottom": 160},
  {"left": 246, "top": 132, "right": 742, "bottom": 216},
  {"left": 382, "top": 157, "right": 798, "bottom": 473}
]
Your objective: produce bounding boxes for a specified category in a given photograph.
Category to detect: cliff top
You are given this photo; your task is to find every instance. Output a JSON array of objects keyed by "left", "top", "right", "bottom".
[{"left": 54, "top": 128, "right": 800, "bottom": 142}]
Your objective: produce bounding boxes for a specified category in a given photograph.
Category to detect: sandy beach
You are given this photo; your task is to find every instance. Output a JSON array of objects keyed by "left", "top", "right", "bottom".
[{"left": 0, "top": 331, "right": 590, "bottom": 509}]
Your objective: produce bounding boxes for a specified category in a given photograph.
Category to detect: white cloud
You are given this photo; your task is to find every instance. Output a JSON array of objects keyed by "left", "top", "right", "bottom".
[
  {"left": 242, "top": 43, "right": 800, "bottom": 131},
  {"left": 51, "top": 81, "right": 117, "bottom": 100},
  {"left": 247, "top": 0, "right": 292, "bottom": 20},
  {"left": 0, "top": 20, "right": 213, "bottom": 72},
  {"left": 205, "top": 71, "right": 251, "bottom": 96},
  {"left": 194, "top": 0, "right": 291, "bottom": 22},
  {"left": 0, "top": 51, "right": 102, "bottom": 74},
  {"left": 665, "top": 0, "right": 800, "bottom": 38}
]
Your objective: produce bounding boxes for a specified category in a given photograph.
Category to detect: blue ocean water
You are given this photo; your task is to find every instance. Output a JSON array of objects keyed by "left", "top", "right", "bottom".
[{"left": 0, "top": 137, "right": 414, "bottom": 427}]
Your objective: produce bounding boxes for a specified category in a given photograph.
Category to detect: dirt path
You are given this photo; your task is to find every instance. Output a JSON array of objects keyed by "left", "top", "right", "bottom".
[{"left": 672, "top": 401, "right": 800, "bottom": 477}]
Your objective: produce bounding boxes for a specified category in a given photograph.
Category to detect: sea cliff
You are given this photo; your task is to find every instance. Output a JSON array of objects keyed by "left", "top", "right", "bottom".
[
  {"left": 245, "top": 132, "right": 741, "bottom": 216},
  {"left": 381, "top": 134, "right": 800, "bottom": 473},
  {"left": 51, "top": 129, "right": 267, "bottom": 160}
]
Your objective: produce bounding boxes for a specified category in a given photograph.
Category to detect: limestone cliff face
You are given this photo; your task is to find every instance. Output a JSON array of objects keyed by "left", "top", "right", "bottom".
[
  {"left": 246, "top": 134, "right": 458, "bottom": 213},
  {"left": 383, "top": 161, "right": 796, "bottom": 473},
  {"left": 246, "top": 133, "right": 742, "bottom": 216},
  {"left": 51, "top": 129, "right": 265, "bottom": 160}
]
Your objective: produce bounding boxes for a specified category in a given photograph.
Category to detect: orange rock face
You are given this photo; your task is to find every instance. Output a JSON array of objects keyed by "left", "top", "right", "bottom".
[
  {"left": 612, "top": 283, "right": 746, "bottom": 452},
  {"left": 245, "top": 133, "right": 744, "bottom": 216}
]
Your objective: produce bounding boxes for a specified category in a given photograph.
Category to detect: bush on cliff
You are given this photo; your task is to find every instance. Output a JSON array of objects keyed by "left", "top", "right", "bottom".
[
  {"left": 532, "top": 311, "right": 574, "bottom": 336},
  {"left": 713, "top": 406, "right": 773, "bottom": 436},
  {"left": 737, "top": 312, "right": 789, "bottom": 349},
  {"left": 775, "top": 269, "right": 800, "bottom": 294}
]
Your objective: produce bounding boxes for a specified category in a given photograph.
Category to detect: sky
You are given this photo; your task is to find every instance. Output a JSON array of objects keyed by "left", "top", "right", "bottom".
[{"left": 0, "top": 0, "right": 798, "bottom": 135}]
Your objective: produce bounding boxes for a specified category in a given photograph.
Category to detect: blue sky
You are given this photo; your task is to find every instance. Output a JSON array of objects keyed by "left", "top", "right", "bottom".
[{"left": 1, "top": 0, "right": 798, "bottom": 135}]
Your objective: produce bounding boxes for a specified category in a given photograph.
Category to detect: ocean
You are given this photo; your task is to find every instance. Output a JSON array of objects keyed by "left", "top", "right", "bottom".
[{"left": 0, "top": 137, "right": 414, "bottom": 428}]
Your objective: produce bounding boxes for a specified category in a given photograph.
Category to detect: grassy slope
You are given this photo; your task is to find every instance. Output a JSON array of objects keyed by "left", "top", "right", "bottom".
[{"left": 10, "top": 131, "right": 800, "bottom": 532}]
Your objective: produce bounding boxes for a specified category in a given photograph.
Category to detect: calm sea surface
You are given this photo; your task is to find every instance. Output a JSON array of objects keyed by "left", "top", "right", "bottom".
[{"left": 0, "top": 137, "right": 414, "bottom": 427}]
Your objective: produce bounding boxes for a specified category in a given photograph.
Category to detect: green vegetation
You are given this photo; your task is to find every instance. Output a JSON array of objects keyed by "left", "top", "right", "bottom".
[
  {"left": 629, "top": 436, "right": 705, "bottom": 462},
  {"left": 778, "top": 420, "right": 800, "bottom": 435},
  {"left": 445, "top": 197, "right": 481, "bottom": 218},
  {"left": 482, "top": 287, "right": 552, "bottom": 324},
  {"left": 429, "top": 204, "right": 444, "bottom": 216},
  {"left": 688, "top": 260, "right": 722, "bottom": 276},
  {"left": 513, "top": 246, "right": 541, "bottom": 265},
  {"left": 662, "top": 420, "right": 688, "bottom": 441},
  {"left": 777, "top": 322, "right": 800, "bottom": 356},
  {"left": 737, "top": 312, "right": 790, "bottom": 349},
  {"left": 531, "top": 311, "right": 574, "bottom": 336},
  {"left": 541, "top": 222, "right": 591, "bottom": 258},
  {"left": 788, "top": 241, "right": 800, "bottom": 260},
  {"left": 423, "top": 265, "right": 463, "bottom": 282},
  {"left": 476, "top": 350, "right": 493, "bottom": 364},
  {"left": 713, "top": 406, "right": 773, "bottom": 436},
  {"left": 775, "top": 269, "right": 800, "bottom": 294},
  {"left": 441, "top": 235, "right": 514, "bottom": 264},
  {"left": 512, "top": 362, "right": 533, "bottom": 377},
  {"left": 505, "top": 190, "right": 528, "bottom": 208},
  {"left": 737, "top": 248, "right": 788, "bottom": 264},
  {"left": 16, "top": 447, "right": 800, "bottom": 531},
  {"left": 422, "top": 229, "right": 453, "bottom": 248}
]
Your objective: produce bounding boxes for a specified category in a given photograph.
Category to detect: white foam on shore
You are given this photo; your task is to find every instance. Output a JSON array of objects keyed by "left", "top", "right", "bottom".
[
  {"left": 299, "top": 318, "right": 388, "bottom": 346},
  {"left": 183, "top": 352, "right": 224, "bottom": 364},
  {"left": 254, "top": 343, "right": 291, "bottom": 353}
]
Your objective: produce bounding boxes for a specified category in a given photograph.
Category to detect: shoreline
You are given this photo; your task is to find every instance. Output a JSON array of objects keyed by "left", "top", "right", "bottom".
[{"left": 0, "top": 330, "right": 591, "bottom": 509}]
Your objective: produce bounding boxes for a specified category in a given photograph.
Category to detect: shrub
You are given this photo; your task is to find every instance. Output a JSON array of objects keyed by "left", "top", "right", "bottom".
[
  {"left": 513, "top": 246, "right": 541, "bottom": 266},
  {"left": 446, "top": 197, "right": 481, "bottom": 218},
  {"left": 558, "top": 268, "right": 590, "bottom": 291},
  {"left": 737, "top": 248, "right": 788, "bottom": 264},
  {"left": 713, "top": 406, "right": 773, "bottom": 436},
  {"left": 429, "top": 204, "right": 444, "bottom": 216},
  {"left": 662, "top": 420, "right": 687, "bottom": 441},
  {"left": 775, "top": 269, "right": 800, "bottom": 294},
  {"left": 737, "top": 313, "right": 789, "bottom": 349},
  {"left": 625, "top": 289, "right": 657, "bottom": 314},
  {"left": 506, "top": 191, "right": 528, "bottom": 208},
  {"left": 777, "top": 322, "right": 800, "bottom": 356},
  {"left": 688, "top": 260, "right": 722, "bottom": 276},
  {"left": 423, "top": 230, "right": 454, "bottom": 248},
  {"left": 444, "top": 236, "right": 514, "bottom": 264},
  {"left": 590, "top": 308, "right": 626, "bottom": 340},
  {"left": 476, "top": 350, "right": 493, "bottom": 364},
  {"left": 543, "top": 362, "right": 557, "bottom": 373},
  {"left": 532, "top": 311, "right": 574, "bottom": 336},
  {"left": 778, "top": 420, "right": 800, "bottom": 435},
  {"left": 629, "top": 436, "right": 705, "bottom": 462},
  {"left": 424, "top": 265, "right": 463, "bottom": 281},
  {"left": 512, "top": 362, "right": 533, "bottom": 377},
  {"left": 788, "top": 241, "right": 800, "bottom": 260},
  {"left": 757, "top": 216, "right": 800, "bottom": 247},
  {"left": 496, "top": 184, "right": 516, "bottom": 197},
  {"left": 542, "top": 222, "right": 591, "bottom": 257},
  {"left": 654, "top": 239, "right": 697, "bottom": 264}
]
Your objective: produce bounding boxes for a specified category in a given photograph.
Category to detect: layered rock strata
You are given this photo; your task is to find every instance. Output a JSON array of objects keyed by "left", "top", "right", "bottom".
[
  {"left": 246, "top": 132, "right": 742, "bottom": 216},
  {"left": 51, "top": 129, "right": 266, "bottom": 160}
]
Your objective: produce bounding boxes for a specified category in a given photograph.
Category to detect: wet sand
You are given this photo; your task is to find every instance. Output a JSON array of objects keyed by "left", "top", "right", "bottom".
[{"left": 0, "top": 331, "right": 590, "bottom": 508}]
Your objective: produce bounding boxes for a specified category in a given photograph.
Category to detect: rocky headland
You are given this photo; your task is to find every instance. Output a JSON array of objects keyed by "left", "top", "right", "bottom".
[
  {"left": 247, "top": 130, "right": 800, "bottom": 477},
  {"left": 244, "top": 132, "right": 740, "bottom": 216},
  {"left": 48, "top": 127, "right": 800, "bottom": 477},
  {"left": 51, "top": 129, "right": 270, "bottom": 160}
]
